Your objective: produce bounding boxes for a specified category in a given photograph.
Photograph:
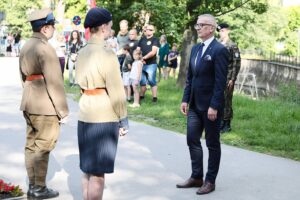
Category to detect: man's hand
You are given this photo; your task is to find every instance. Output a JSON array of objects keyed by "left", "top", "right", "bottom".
[
  {"left": 207, "top": 107, "right": 217, "bottom": 121},
  {"left": 180, "top": 102, "right": 188, "bottom": 116},
  {"left": 59, "top": 115, "right": 69, "bottom": 124},
  {"left": 119, "top": 128, "right": 128, "bottom": 136},
  {"left": 227, "top": 80, "right": 234, "bottom": 91}
]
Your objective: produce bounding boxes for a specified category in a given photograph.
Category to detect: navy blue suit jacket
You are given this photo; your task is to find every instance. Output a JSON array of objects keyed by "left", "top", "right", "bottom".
[{"left": 182, "top": 38, "right": 229, "bottom": 112}]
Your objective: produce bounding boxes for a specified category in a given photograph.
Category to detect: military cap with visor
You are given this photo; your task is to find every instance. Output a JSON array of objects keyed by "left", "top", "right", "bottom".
[{"left": 28, "top": 8, "right": 58, "bottom": 29}]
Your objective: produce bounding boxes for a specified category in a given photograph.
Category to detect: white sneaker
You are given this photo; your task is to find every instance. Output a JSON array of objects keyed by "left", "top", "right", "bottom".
[{"left": 129, "top": 103, "right": 140, "bottom": 108}]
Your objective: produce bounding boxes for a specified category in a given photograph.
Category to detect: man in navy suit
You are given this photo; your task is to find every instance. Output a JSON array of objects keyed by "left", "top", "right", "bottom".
[{"left": 176, "top": 14, "right": 229, "bottom": 195}]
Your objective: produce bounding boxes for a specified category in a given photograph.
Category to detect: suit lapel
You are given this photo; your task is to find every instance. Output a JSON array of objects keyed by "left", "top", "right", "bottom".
[
  {"left": 195, "top": 39, "right": 217, "bottom": 74},
  {"left": 201, "top": 39, "right": 216, "bottom": 61}
]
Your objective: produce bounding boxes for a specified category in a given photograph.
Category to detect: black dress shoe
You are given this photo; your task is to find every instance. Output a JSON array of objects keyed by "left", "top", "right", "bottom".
[
  {"left": 221, "top": 120, "right": 231, "bottom": 133},
  {"left": 196, "top": 181, "right": 215, "bottom": 195},
  {"left": 27, "top": 184, "right": 35, "bottom": 197},
  {"left": 33, "top": 186, "right": 59, "bottom": 199},
  {"left": 176, "top": 178, "right": 203, "bottom": 188}
]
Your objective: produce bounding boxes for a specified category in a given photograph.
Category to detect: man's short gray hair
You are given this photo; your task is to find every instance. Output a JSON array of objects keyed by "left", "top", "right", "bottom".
[{"left": 198, "top": 14, "right": 217, "bottom": 27}]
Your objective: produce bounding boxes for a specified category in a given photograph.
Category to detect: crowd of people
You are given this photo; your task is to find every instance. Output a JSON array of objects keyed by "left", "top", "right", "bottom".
[
  {"left": 9, "top": 17, "right": 180, "bottom": 107},
  {"left": 1, "top": 31, "right": 25, "bottom": 57},
  {"left": 17, "top": 5, "right": 241, "bottom": 200}
]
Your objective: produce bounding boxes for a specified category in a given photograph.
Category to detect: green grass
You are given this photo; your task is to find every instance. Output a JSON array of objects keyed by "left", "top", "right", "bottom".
[
  {"left": 223, "top": 96, "right": 300, "bottom": 160},
  {"left": 65, "top": 77, "right": 300, "bottom": 161}
]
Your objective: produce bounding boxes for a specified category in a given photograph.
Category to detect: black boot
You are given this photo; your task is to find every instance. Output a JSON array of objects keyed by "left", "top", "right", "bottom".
[
  {"left": 27, "top": 184, "right": 36, "bottom": 197},
  {"left": 221, "top": 120, "right": 231, "bottom": 133},
  {"left": 33, "top": 186, "right": 59, "bottom": 199}
]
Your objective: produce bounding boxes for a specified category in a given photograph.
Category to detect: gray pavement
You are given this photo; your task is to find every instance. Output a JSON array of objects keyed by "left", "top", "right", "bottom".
[{"left": 0, "top": 57, "right": 300, "bottom": 200}]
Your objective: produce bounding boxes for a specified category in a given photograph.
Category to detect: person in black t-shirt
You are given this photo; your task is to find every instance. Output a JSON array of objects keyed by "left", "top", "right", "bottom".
[
  {"left": 136, "top": 25, "right": 160, "bottom": 102},
  {"left": 128, "top": 28, "right": 139, "bottom": 56}
]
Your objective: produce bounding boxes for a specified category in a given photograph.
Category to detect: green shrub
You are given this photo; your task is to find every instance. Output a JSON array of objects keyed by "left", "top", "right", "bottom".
[{"left": 277, "top": 81, "right": 300, "bottom": 105}]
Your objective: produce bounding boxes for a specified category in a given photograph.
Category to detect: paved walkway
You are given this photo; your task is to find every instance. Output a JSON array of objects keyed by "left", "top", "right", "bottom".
[{"left": 0, "top": 57, "right": 300, "bottom": 200}]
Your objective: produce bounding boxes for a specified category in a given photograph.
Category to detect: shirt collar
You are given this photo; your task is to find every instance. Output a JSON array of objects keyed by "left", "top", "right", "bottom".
[{"left": 202, "top": 36, "right": 214, "bottom": 47}]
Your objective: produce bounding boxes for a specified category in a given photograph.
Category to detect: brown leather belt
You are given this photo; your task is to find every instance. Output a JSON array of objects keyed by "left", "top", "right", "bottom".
[
  {"left": 81, "top": 88, "right": 106, "bottom": 95},
  {"left": 26, "top": 74, "right": 44, "bottom": 81}
]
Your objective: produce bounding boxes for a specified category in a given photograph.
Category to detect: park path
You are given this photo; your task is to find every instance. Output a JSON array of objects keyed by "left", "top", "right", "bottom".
[{"left": 0, "top": 57, "right": 300, "bottom": 200}]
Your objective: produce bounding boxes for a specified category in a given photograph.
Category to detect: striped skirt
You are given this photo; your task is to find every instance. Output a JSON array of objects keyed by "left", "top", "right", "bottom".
[{"left": 77, "top": 121, "right": 119, "bottom": 174}]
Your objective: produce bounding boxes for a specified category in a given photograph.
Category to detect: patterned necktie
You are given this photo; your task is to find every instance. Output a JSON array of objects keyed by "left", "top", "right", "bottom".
[{"left": 195, "top": 43, "right": 205, "bottom": 67}]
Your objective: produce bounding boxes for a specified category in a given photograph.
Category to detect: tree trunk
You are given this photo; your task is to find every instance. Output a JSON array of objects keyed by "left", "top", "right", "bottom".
[{"left": 176, "top": 29, "right": 196, "bottom": 88}]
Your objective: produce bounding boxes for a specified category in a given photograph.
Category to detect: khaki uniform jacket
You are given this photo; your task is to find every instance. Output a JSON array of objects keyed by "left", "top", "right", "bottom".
[
  {"left": 19, "top": 32, "right": 69, "bottom": 119},
  {"left": 75, "top": 37, "right": 127, "bottom": 123}
]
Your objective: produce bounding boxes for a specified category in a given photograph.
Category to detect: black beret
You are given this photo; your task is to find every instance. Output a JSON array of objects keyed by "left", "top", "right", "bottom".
[
  {"left": 84, "top": 7, "right": 112, "bottom": 29},
  {"left": 217, "top": 23, "right": 230, "bottom": 32}
]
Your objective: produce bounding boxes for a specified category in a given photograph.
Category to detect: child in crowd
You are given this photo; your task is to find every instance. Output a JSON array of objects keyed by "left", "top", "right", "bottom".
[
  {"left": 122, "top": 44, "right": 132, "bottom": 101},
  {"left": 168, "top": 43, "right": 179, "bottom": 79},
  {"left": 129, "top": 49, "right": 143, "bottom": 108},
  {"left": 107, "top": 29, "right": 119, "bottom": 53}
]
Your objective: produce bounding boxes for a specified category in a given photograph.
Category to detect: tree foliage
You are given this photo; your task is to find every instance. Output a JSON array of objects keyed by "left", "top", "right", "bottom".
[
  {"left": 218, "top": 2, "right": 285, "bottom": 56},
  {"left": 0, "top": 0, "right": 43, "bottom": 37},
  {"left": 64, "top": 0, "right": 87, "bottom": 21},
  {"left": 280, "top": 6, "right": 300, "bottom": 56}
]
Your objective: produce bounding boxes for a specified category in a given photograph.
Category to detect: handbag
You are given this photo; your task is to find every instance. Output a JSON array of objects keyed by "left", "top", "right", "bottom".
[{"left": 70, "top": 53, "right": 77, "bottom": 62}]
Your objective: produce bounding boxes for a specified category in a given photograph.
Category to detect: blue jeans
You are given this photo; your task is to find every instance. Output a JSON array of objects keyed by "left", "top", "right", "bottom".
[{"left": 140, "top": 64, "right": 157, "bottom": 87}]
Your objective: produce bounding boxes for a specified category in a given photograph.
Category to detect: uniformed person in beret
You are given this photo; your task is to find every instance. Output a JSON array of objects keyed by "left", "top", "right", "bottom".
[
  {"left": 19, "top": 8, "right": 69, "bottom": 199},
  {"left": 217, "top": 23, "right": 241, "bottom": 133},
  {"left": 75, "top": 7, "right": 128, "bottom": 200}
]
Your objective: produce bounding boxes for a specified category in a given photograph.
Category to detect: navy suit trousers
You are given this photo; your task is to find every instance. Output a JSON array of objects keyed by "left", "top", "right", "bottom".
[{"left": 187, "top": 108, "right": 222, "bottom": 183}]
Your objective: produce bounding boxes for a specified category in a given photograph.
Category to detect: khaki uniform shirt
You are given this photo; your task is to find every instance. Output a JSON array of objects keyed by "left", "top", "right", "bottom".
[
  {"left": 223, "top": 40, "right": 241, "bottom": 81},
  {"left": 75, "top": 37, "right": 127, "bottom": 123},
  {"left": 19, "top": 32, "right": 69, "bottom": 118}
]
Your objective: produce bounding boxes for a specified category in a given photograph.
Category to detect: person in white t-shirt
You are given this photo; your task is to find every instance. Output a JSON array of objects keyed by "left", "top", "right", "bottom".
[{"left": 129, "top": 49, "right": 143, "bottom": 108}]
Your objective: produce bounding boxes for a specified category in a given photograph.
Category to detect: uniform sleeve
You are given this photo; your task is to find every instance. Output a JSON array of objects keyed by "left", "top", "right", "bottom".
[
  {"left": 231, "top": 45, "right": 241, "bottom": 81},
  {"left": 19, "top": 57, "right": 26, "bottom": 87},
  {"left": 38, "top": 44, "right": 69, "bottom": 119},
  {"left": 103, "top": 51, "right": 128, "bottom": 128}
]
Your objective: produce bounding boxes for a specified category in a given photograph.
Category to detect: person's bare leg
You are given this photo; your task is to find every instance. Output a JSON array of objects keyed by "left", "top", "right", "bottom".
[
  {"left": 158, "top": 67, "right": 162, "bottom": 81},
  {"left": 127, "top": 86, "right": 131, "bottom": 101},
  {"left": 133, "top": 85, "right": 140, "bottom": 105},
  {"left": 88, "top": 174, "right": 105, "bottom": 200},
  {"left": 166, "top": 67, "right": 170, "bottom": 78},
  {"left": 163, "top": 67, "right": 168, "bottom": 79},
  {"left": 82, "top": 174, "right": 89, "bottom": 200},
  {"left": 151, "top": 85, "right": 157, "bottom": 98},
  {"left": 173, "top": 68, "right": 176, "bottom": 79},
  {"left": 140, "top": 86, "right": 147, "bottom": 97}
]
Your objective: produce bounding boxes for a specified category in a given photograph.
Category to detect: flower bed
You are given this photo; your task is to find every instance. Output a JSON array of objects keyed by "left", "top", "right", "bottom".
[{"left": 0, "top": 179, "right": 24, "bottom": 199}]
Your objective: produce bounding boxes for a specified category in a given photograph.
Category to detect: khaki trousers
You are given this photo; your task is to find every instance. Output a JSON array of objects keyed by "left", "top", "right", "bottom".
[{"left": 23, "top": 112, "right": 60, "bottom": 187}]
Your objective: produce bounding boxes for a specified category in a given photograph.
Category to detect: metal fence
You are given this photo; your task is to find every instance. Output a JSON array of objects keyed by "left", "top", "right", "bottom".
[
  {"left": 241, "top": 50, "right": 300, "bottom": 68},
  {"left": 269, "top": 53, "right": 300, "bottom": 68}
]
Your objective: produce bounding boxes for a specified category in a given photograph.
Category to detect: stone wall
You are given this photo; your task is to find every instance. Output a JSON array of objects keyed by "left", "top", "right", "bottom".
[{"left": 238, "top": 59, "right": 300, "bottom": 95}]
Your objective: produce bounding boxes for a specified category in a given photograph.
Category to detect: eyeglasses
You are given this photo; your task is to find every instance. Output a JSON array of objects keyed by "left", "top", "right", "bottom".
[{"left": 194, "top": 23, "right": 213, "bottom": 30}]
